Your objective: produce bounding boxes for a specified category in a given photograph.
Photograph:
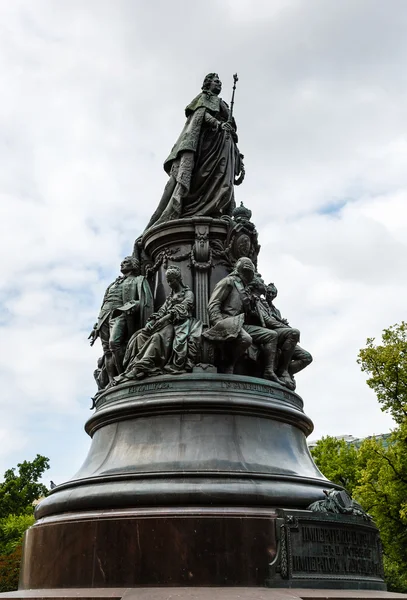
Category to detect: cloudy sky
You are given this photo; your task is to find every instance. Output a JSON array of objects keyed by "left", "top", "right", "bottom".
[{"left": 0, "top": 0, "right": 406, "bottom": 485}]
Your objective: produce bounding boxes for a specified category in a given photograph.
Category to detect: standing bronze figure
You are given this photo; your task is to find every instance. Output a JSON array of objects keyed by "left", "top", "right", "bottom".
[
  {"left": 89, "top": 256, "right": 153, "bottom": 385},
  {"left": 145, "top": 73, "right": 245, "bottom": 229}
]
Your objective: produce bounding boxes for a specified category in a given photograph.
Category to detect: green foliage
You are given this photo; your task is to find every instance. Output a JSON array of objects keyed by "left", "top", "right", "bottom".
[
  {"left": 0, "top": 454, "right": 49, "bottom": 519},
  {"left": 0, "top": 515, "right": 34, "bottom": 591},
  {"left": 312, "top": 430, "right": 407, "bottom": 592},
  {"left": 358, "top": 322, "right": 407, "bottom": 423},
  {"left": 356, "top": 429, "right": 407, "bottom": 593},
  {"left": 356, "top": 322, "right": 407, "bottom": 592},
  {"left": 382, "top": 555, "right": 407, "bottom": 595},
  {"left": 0, "top": 455, "right": 49, "bottom": 591},
  {"left": 0, "top": 544, "right": 22, "bottom": 592},
  {"left": 311, "top": 436, "right": 361, "bottom": 495},
  {"left": 0, "top": 513, "right": 34, "bottom": 556},
  {"left": 311, "top": 323, "right": 407, "bottom": 592}
]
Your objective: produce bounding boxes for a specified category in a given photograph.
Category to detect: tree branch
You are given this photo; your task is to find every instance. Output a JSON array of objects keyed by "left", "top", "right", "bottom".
[{"left": 371, "top": 447, "right": 407, "bottom": 485}]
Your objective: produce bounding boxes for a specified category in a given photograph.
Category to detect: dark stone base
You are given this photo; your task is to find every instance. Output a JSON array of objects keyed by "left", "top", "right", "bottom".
[
  {"left": 21, "top": 507, "right": 277, "bottom": 588},
  {"left": 270, "top": 509, "right": 384, "bottom": 590},
  {"left": 3, "top": 589, "right": 407, "bottom": 600},
  {"left": 20, "top": 507, "right": 385, "bottom": 590}
]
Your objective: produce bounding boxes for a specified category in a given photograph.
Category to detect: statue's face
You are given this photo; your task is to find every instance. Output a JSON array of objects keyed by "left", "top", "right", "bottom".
[
  {"left": 208, "top": 76, "right": 222, "bottom": 95},
  {"left": 121, "top": 258, "right": 134, "bottom": 274},
  {"left": 266, "top": 285, "right": 277, "bottom": 302},
  {"left": 237, "top": 259, "right": 255, "bottom": 284},
  {"left": 166, "top": 270, "right": 181, "bottom": 289},
  {"left": 253, "top": 279, "right": 266, "bottom": 296}
]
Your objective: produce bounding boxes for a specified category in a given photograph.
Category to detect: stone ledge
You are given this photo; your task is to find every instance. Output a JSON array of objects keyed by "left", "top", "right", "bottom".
[
  {"left": 2, "top": 588, "right": 407, "bottom": 600},
  {"left": 88, "top": 373, "right": 309, "bottom": 437},
  {"left": 93, "top": 373, "right": 304, "bottom": 411}
]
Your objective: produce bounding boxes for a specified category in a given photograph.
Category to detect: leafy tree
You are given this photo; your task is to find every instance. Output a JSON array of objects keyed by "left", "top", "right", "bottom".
[
  {"left": 356, "top": 322, "right": 407, "bottom": 592},
  {"left": 358, "top": 321, "right": 407, "bottom": 423},
  {"left": 0, "top": 454, "right": 49, "bottom": 519},
  {"left": 311, "top": 323, "right": 407, "bottom": 592},
  {"left": 0, "top": 455, "right": 49, "bottom": 592},
  {"left": 0, "top": 514, "right": 35, "bottom": 555},
  {"left": 356, "top": 429, "right": 407, "bottom": 593},
  {"left": 0, "top": 515, "right": 35, "bottom": 592},
  {"left": 311, "top": 436, "right": 361, "bottom": 495},
  {"left": 0, "top": 544, "right": 22, "bottom": 592}
]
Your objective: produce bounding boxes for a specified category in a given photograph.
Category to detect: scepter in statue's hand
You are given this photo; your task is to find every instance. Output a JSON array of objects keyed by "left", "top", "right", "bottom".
[
  {"left": 225, "top": 73, "right": 245, "bottom": 185},
  {"left": 222, "top": 73, "right": 239, "bottom": 135},
  {"left": 228, "top": 73, "right": 238, "bottom": 125}
]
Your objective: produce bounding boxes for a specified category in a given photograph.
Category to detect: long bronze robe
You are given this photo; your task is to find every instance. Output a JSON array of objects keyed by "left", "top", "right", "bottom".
[
  {"left": 146, "top": 91, "right": 242, "bottom": 228},
  {"left": 121, "top": 286, "right": 202, "bottom": 378}
]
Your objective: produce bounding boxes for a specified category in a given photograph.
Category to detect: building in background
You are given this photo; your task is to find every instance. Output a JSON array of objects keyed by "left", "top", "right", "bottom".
[{"left": 308, "top": 432, "right": 391, "bottom": 450}]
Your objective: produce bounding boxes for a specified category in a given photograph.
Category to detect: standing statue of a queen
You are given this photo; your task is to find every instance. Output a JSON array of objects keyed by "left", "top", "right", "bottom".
[{"left": 145, "top": 73, "right": 245, "bottom": 230}]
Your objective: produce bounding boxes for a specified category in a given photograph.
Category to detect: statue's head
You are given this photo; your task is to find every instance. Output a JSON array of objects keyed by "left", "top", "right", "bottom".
[
  {"left": 266, "top": 283, "right": 278, "bottom": 302},
  {"left": 202, "top": 73, "right": 222, "bottom": 95},
  {"left": 166, "top": 265, "right": 183, "bottom": 288},
  {"left": 120, "top": 256, "right": 140, "bottom": 276},
  {"left": 250, "top": 276, "right": 266, "bottom": 296},
  {"left": 235, "top": 257, "right": 255, "bottom": 284}
]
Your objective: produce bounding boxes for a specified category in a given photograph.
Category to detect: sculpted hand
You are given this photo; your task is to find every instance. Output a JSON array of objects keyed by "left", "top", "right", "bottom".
[
  {"left": 127, "top": 305, "right": 137, "bottom": 315},
  {"left": 221, "top": 122, "right": 234, "bottom": 132},
  {"left": 88, "top": 325, "right": 98, "bottom": 346},
  {"left": 144, "top": 321, "right": 155, "bottom": 333}
]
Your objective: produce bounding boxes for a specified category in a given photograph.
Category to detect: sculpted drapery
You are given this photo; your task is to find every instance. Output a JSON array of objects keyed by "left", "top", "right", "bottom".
[
  {"left": 145, "top": 73, "right": 244, "bottom": 230},
  {"left": 116, "top": 267, "right": 202, "bottom": 380}
]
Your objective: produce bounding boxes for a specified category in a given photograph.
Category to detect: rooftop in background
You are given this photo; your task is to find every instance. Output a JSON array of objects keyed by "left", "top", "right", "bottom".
[{"left": 308, "top": 432, "right": 392, "bottom": 450}]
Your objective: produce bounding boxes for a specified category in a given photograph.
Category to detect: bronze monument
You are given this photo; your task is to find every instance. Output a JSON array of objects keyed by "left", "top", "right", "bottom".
[{"left": 17, "top": 73, "right": 386, "bottom": 597}]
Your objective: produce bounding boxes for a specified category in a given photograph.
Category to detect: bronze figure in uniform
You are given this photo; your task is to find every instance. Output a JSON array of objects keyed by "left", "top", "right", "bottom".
[
  {"left": 89, "top": 256, "right": 153, "bottom": 385},
  {"left": 263, "top": 282, "right": 313, "bottom": 389},
  {"left": 246, "top": 277, "right": 312, "bottom": 390},
  {"left": 204, "top": 257, "right": 282, "bottom": 383}
]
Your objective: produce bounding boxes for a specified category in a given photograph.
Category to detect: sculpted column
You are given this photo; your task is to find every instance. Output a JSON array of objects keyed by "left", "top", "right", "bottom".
[{"left": 192, "top": 220, "right": 212, "bottom": 324}]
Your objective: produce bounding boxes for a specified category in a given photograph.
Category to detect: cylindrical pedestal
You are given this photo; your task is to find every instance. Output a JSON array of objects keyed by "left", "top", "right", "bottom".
[
  {"left": 17, "top": 374, "right": 385, "bottom": 590},
  {"left": 35, "top": 374, "right": 330, "bottom": 518}
]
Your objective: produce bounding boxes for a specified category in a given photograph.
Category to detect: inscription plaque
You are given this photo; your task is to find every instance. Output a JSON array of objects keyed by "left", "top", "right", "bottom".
[
  {"left": 221, "top": 380, "right": 302, "bottom": 408},
  {"left": 271, "top": 509, "right": 385, "bottom": 588},
  {"left": 128, "top": 382, "right": 171, "bottom": 394},
  {"left": 95, "top": 381, "right": 173, "bottom": 410}
]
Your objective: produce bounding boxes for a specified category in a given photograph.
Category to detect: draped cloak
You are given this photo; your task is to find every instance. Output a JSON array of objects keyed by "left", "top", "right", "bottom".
[
  {"left": 147, "top": 91, "right": 242, "bottom": 227},
  {"left": 121, "top": 286, "right": 202, "bottom": 378}
]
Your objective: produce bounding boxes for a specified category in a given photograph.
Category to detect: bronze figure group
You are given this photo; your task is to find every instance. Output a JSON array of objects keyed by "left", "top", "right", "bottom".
[
  {"left": 204, "top": 257, "right": 312, "bottom": 389},
  {"left": 91, "top": 255, "right": 311, "bottom": 393},
  {"left": 90, "top": 72, "right": 312, "bottom": 396}
]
